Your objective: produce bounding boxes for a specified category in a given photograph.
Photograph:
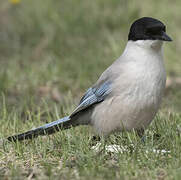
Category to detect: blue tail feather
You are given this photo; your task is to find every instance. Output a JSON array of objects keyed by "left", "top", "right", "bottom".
[{"left": 7, "top": 116, "right": 71, "bottom": 142}]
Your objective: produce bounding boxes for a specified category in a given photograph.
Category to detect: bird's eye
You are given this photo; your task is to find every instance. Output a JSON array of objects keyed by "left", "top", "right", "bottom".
[
  {"left": 162, "top": 26, "right": 166, "bottom": 32},
  {"left": 146, "top": 28, "right": 159, "bottom": 35},
  {"left": 146, "top": 26, "right": 163, "bottom": 36}
]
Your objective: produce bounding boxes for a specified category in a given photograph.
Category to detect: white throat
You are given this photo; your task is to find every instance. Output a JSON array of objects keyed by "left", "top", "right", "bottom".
[
  {"left": 134, "top": 40, "right": 163, "bottom": 50},
  {"left": 127, "top": 40, "right": 163, "bottom": 51},
  {"left": 122, "top": 40, "right": 164, "bottom": 61}
]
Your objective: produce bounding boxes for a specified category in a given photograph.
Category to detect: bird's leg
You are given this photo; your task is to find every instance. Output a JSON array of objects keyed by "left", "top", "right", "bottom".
[
  {"left": 92, "top": 135, "right": 101, "bottom": 141},
  {"left": 136, "top": 128, "right": 145, "bottom": 137},
  {"left": 136, "top": 128, "right": 146, "bottom": 143},
  {"left": 90, "top": 135, "right": 101, "bottom": 146}
]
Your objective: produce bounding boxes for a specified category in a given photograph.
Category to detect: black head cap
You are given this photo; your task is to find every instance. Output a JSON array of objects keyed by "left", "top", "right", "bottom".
[{"left": 128, "top": 17, "right": 172, "bottom": 41}]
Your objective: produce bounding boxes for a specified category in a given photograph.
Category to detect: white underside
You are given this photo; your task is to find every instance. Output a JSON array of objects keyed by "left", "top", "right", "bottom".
[{"left": 91, "top": 40, "right": 166, "bottom": 135}]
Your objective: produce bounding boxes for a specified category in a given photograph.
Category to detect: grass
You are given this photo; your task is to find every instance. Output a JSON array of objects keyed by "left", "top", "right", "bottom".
[{"left": 0, "top": 0, "right": 181, "bottom": 179}]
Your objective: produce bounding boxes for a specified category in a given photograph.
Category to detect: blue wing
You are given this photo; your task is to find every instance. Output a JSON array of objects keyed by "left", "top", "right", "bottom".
[
  {"left": 70, "top": 81, "right": 112, "bottom": 117},
  {"left": 7, "top": 81, "right": 112, "bottom": 142}
]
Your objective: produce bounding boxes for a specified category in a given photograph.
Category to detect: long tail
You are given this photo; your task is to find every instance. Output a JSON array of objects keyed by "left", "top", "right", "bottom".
[{"left": 7, "top": 116, "right": 72, "bottom": 142}]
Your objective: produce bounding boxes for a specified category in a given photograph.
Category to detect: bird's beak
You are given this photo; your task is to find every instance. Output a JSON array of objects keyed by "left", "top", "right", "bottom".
[{"left": 161, "top": 31, "right": 172, "bottom": 41}]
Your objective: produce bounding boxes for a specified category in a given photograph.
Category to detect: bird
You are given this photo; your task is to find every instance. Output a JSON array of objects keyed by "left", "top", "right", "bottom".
[{"left": 7, "top": 17, "right": 172, "bottom": 142}]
